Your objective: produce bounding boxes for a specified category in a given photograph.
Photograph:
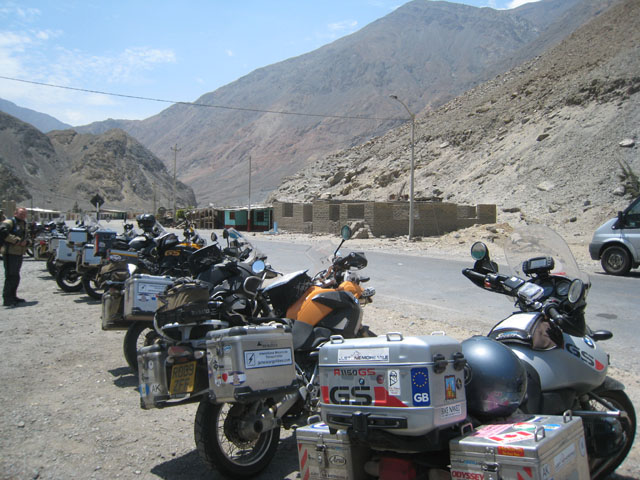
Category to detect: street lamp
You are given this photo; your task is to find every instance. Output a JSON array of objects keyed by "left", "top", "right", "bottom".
[{"left": 389, "top": 94, "right": 416, "bottom": 240}]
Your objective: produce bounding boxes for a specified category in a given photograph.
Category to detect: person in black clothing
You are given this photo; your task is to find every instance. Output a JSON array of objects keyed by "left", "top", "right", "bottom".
[{"left": 1, "top": 207, "right": 29, "bottom": 307}]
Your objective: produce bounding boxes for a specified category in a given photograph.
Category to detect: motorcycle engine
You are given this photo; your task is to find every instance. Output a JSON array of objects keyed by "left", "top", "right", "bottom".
[{"left": 582, "top": 415, "right": 624, "bottom": 458}]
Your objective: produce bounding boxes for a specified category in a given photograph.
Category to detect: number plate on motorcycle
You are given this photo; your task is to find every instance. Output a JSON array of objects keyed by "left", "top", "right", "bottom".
[{"left": 169, "top": 361, "right": 196, "bottom": 394}]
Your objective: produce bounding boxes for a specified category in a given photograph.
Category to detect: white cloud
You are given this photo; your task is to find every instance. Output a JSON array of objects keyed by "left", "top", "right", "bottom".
[
  {"left": 0, "top": 31, "right": 33, "bottom": 49},
  {"left": 15, "top": 7, "right": 41, "bottom": 20},
  {"left": 328, "top": 20, "right": 358, "bottom": 32},
  {"left": 225, "top": 49, "right": 234, "bottom": 57},
  {"left": 506, "top": 0, "right": 541, "bottom": 8}
]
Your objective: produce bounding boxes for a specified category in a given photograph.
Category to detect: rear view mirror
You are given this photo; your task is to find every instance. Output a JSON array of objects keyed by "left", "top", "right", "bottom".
[
  {"left": 341, "top": 225, "right": 352, "bottom": 241},
  {"left": 567, "top": 279, "right": 585, "bottom": 304},
  {"left": 470, "top": 242, "right": 488, "bottom": 261},
  {"left": 252, "top": 260, "right": 265, "bottom": 274},
  {"left": 211, "top": 232, "right": 217, "bottom": 242}
]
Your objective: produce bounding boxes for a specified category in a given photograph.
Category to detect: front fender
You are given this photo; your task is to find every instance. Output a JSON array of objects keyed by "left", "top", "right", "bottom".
[{"left": 594, "top": 375, "right": 626, "bottom": 393}]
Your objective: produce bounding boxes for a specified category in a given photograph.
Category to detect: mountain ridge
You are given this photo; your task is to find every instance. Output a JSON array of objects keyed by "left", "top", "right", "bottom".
[
  {"left": 70, "top": 0, "right": 606, "bottom": 207},
  {"left": 0, "top": 111, "right": 196, "bottom": 212},
  {"left": 271, "top": 0, "right": 640, "bottom": 240}
]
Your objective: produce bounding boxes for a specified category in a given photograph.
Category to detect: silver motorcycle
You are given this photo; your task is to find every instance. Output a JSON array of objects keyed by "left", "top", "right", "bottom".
[{"left": 462, "top": 224, "right": 636, "bottom": 479}]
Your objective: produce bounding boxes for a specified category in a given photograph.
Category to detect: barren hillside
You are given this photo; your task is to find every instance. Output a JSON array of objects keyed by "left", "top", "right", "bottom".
[{"left": 271, "top": 0, "right": 640, "bottom": 241}]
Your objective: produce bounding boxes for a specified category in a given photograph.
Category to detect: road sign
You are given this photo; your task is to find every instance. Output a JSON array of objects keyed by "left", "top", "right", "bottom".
[{"left": 90, "top": 194, "right": 105, "bottom": 208}]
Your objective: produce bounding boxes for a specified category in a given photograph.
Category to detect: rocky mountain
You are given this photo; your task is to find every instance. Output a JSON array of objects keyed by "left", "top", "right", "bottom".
[
  {"left": 0, "top": 111, "right": 195, "bottom": 213},
  {"left": 76, "top": 0, "right": 612, "bottom": 207},
  {"left": 271, "top": 0, "right": 640, "bottom": 240},
  {"left": 0, "top": 98, "right": 72, "bottom": 133}
]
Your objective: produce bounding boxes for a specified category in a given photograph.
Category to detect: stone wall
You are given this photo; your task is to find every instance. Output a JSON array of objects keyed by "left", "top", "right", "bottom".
[{"left": 274, "top": 200, "right": 497, "bottom": 237}]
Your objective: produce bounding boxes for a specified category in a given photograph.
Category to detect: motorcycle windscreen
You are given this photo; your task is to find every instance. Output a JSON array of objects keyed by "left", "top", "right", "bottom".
[{"left": 503, "top": 225, "right": 590, "bottom": 287}]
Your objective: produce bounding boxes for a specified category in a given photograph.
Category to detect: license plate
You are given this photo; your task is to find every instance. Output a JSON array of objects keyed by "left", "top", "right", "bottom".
[{"left": 169, "top": 361, "right": 196, "bottom": 395}]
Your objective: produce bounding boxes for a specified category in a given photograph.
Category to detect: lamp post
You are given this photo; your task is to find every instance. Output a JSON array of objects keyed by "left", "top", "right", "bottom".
[{"left": 389, "top": 94, "right": 416, "bottom": 240}]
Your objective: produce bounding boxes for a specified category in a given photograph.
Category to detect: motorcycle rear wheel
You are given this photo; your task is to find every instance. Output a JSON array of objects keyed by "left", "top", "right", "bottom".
[
  {"left": 123, "top": 321, "right": 160, "bottom": 372},
  {"left": 588, "top": 389, "right": 636, "bottom": 480},
  {"left": 56, "top": 262, "right": 83, "bottom": 292},
  {"left": 81, "top": 269, "right": 102, "bottom": 300},
  {"left": 194, "top": 400, "right": 280, "bottom": 479}
]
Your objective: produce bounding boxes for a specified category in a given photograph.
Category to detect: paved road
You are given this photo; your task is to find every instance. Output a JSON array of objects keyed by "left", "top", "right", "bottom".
[
  {"left": 94, "top": 222, "right": 639, "bottom": 371},
  {"left": 248, "top": 236, "right": 639, "bottom": 372}
]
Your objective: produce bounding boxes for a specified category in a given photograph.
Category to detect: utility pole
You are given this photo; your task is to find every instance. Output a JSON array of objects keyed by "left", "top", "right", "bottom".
[
  {"left": 152, "top": 181, "right": 157, "bottom": 215},
  {"left": 170, "top": 144, "right": 180, "bottom": 220},
  {"left": 247, "top": 155, "right": 252, "bottom": 232}
]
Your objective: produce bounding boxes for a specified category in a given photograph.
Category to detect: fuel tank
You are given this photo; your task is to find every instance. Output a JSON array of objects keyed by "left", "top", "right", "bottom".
[{"left": 505, "top": 321, "right": 609, "bottom": 394}]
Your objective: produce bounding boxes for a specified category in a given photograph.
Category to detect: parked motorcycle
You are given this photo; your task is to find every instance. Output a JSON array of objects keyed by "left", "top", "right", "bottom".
[
  {"left": 55, "top": 216, "right": 101, "bottom": 292},
  {"left": 44, "top": 220, "right": 69, "bottom": 276},
  {"left": 79, "top": 221, "right": 138, "bottom": 300},
  {"left": 135, "top": 225, "right": 377, "bottom": 478},
  {"left": 462, "top": 224, "right": 636, "bottom": 479}
]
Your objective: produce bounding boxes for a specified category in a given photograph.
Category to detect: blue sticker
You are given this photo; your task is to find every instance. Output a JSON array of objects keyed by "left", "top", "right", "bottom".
[{"left": 411, "top": 367, "right": 431, "bottom": 406}]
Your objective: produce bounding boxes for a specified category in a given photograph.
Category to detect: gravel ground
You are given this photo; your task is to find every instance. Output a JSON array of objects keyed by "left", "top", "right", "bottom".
[{"left": 1, "top": 235, "right": 638, "bottom": 479}]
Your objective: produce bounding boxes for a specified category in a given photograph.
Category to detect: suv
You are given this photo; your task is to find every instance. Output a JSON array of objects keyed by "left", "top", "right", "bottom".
[{"left": 589, "top": 196, "right": 640, "bottom": 275}]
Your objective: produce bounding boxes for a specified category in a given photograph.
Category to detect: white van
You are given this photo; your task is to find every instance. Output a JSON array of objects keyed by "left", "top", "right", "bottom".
[{"left": 589, "top": 196, "right": 640, "bottom": 275}]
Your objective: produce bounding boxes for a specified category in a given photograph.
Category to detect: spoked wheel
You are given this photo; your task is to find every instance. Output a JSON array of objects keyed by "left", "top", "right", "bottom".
[
  {"left": 123, "top": 321, "right": 161, "bottom": 372},
  {"left": 81, "top": 269, "right": 102, "bottom": 300},
  {"left": 194, "top": 400, "right": 280, "bottom": 479},
  {"left": 586, "top": 389, "right": 636, "bottom": 480},
  {"left": 55, "top": 262, "right": 83, "bottom": 292}
]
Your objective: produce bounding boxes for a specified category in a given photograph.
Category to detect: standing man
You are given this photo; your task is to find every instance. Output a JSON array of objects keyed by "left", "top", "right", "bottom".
[{"left": 1, "top": 207, "right": 29, "bottom": 307}]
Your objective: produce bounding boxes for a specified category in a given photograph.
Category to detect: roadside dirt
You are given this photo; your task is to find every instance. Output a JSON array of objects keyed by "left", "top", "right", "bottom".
[{"left": 1, "top": 232, "right": 638, "bottom": 479}]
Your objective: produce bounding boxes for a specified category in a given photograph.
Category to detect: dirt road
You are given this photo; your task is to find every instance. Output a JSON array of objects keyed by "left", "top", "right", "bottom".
[{"left": 1, "top": 255, "right": 638, "bottom": 479}]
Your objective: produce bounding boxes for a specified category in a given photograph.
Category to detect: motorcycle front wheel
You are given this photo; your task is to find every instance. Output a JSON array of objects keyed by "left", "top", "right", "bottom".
[
  {"left": 56, "top": 262, "right": 83, "bottom": 292},
  {"left": 194, "top": 400, "right": 280, "bottom": 479},
  {"left": 81, "top": 269, "right": 102, "bottom": 300},
  {"left": 123, "top": 321, "right": 160, "bottom": 372},
  {"left": 588, "top": 389, "right": 636, "bottom": 480}
]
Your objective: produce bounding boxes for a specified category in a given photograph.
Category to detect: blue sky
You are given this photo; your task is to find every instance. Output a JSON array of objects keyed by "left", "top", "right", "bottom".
[{"left": 0, "top": 0, "right": 538, "bottom": 126}]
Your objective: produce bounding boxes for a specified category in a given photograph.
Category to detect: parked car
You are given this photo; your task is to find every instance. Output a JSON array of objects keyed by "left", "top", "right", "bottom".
[{"left": 589, "top": 196, "right": 640, "bottom": 275}]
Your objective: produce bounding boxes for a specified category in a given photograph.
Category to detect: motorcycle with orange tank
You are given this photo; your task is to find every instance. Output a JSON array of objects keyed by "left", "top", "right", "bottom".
[
  {"left": 263, "top": 225, "right": 376, "bottom": 350},
  {"left": 190, "top": 225, "right": 376, "bottom": 478}
]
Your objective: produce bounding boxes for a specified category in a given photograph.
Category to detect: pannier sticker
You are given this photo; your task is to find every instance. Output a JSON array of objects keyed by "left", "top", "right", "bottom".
[
  {"left": 451, "top": 470, "right": 484, "bottom": 480},
  {"left": 440, "top": 403, "right": 462, "bottom": 419},
  {"left": 221, "top": 371, "right": 246, "bottom": 385},
  {"left": 337, "top": 348, "right": 389, "bottom": 363},
  {"left": 411, "top": 367, "right": 431, "bottom": 406},
  {"left": 244, "top": 348, "right": 293, "bottom": 369},
  {"left": 497, "top": 446, "right": 525, "bottom": 457},
  {"left": 138, "top": 283, "right": 168, "bottom": 294},
  {"left": 554, "top": 443, "right": 577, "bottom": 472},
  {"left": 514, "top": 422, "right": 561, "bottom": 432},
  {"left": 445, "top": 375, "right": 457, "bottom": 400},
  {"left": 472, "top": 424, "right": 514, "bottom": 438},
  {"left": 487, "top": 430, "right": 535, "bottom": 444},
  {"left": 388, "top": 369, "right": 401, "bottom": 396}
]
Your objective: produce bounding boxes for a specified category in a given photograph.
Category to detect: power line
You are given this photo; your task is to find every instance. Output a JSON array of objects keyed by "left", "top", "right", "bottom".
[{"left": 0, "top": 75, "right": 403, "bottom": 122}]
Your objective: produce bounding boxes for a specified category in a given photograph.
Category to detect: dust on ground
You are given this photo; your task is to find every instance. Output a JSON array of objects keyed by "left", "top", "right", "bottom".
[{"left": 0, "top": 227, "right": 638, "bottom": 479}]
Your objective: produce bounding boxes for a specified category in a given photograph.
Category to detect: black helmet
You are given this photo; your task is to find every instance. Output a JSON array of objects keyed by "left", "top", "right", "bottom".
[
  {"left": 136, "top": 214, "right": 156, "bottom": 232},
  {"left": 462, "top": 336, "right": 527, "bottom": 419}
]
